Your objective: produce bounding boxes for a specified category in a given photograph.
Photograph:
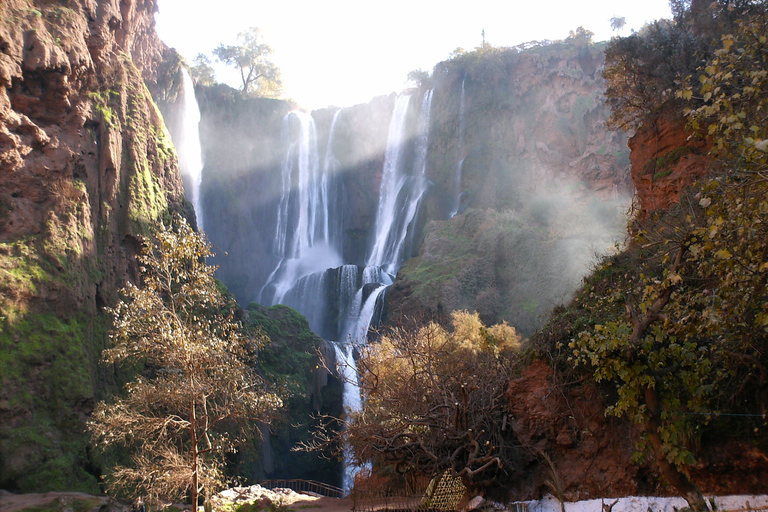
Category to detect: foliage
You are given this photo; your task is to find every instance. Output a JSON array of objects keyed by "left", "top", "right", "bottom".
[
  {"left": 213, "top": 27, "right": 282, "bottom": 97},
  {"left": 88, "top": 217, "right": 281, "bottom": 507},
  {"left": 565, "top": 26, "right": 594, "bottom": 47},
  {"left": 191, "top": 53, "right": 216, "bottom": 87},
  {"left": 304, "top": 311, "right": 521, "bottom": 491},
  {"left": 406, "top": 69, "right": 430, "bottom": 88},
  {"left": 603, "top": 0, "right": 765, "bottom": 131},
  {"left": 681, "top": 9, "right": 768, "bottom": 172},
  {"left": 568, "top": 4, "right": 768, "bottom": 508}
]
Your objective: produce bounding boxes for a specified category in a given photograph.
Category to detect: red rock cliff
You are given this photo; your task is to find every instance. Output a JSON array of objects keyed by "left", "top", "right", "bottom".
[{"left": 628, "top": 109, "right": 711, "bottom": 219}]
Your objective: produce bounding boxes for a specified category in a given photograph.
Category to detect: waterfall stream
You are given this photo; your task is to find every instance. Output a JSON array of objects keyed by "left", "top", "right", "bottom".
[
  {"left": 450, "top": 77, "right": 466, "bottom": 218},
  {"left": 257, "top": 91, "right": 434, "bottom": 491},
  {"left": 175, "top": 69, "right": 204, "bottom": 229}
]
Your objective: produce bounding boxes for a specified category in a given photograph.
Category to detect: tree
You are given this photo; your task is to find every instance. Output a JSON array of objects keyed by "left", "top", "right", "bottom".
[
  {"left": 573, "top": 13, "right": 768, "bottom": 505},
  {"left": 305, "top": 311, "right": 522, "bottom": 491},
  {"left": 88, "top": 217, "right": 281, "bottom": 508},
  {"left": 406, "top": 69, "right": 430, "bottom": 88},
  {"left": 190, "top": 53, "right": 216, "bottom": 87},
  {"left": 566, "top": 26, "right": 594, "bottom": 47},
  {"left": 603, "top": 0, "right": 764, "bottom": 130},
  {"left": 681, "top": 8, "right": 768, "bottom": 173},
  {"left": 213, "top": 27, "right": 283, "bottom": 97},
  {"left": 610, "top": 16, "right": 627, "bottom": 32}
]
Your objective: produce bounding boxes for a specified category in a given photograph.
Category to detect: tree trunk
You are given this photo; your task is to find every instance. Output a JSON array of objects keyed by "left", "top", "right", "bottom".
[
  {"left": 644, "top": 387, "right": 708, "bottom": 512},
  {"left": 191, "top": 399, "right": 199, "bottom": 511}
]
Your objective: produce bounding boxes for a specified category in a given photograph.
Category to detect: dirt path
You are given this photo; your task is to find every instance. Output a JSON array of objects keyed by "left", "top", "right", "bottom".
[
  {"left": 285, "top": 496, "right": 354, "bottom": 512},
  {"left": 0, "top": 490, "right": 353, "bottom": 512}
]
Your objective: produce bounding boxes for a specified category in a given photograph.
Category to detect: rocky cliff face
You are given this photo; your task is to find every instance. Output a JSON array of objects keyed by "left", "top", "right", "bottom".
[
  {"left": 196, "top": 42, "right": 631, "bottom": 336},
  {"left": 389, "top": 42, "right": 631, "bottom": 335},
  {"left": 0, "top": 0, "right": 187, "bottom": 491},
  {"left": 627, "top": 108, "right": 711, "bottom": 220}
]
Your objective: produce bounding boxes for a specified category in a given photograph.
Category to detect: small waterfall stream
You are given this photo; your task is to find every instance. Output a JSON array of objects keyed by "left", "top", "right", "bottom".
[
  {"left": 450, "top": 77, "right": 466, "bottom": 218},
  {"left": 258, "top": 91, "right": 435, "bottom": 491},
  {"left": 175, "top": 69, "right": 204, "bottom": 228}
]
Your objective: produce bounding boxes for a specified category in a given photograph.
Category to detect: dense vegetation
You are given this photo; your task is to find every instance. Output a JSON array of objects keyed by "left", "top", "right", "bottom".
[{"left": 543, "top": 1, "right": 768, "bottom": 508}]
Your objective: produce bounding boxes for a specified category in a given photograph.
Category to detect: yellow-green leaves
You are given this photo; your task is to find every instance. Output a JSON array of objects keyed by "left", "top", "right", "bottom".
[{"left": 685, "top": 14, "right": 768, "bottom": 171}]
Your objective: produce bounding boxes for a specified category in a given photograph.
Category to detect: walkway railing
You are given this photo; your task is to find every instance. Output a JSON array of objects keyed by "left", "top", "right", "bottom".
[{"left": 259, "top": 479, "right": 345, "bottom": 499}]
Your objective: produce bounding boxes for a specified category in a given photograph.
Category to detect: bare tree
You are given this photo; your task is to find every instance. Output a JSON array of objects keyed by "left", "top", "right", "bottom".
[
  {"left": 303, "top": 311, "right": 522, "bottom": 491},
  {"left": 89, "top": 217, "right": 282, "bottom": 508}
]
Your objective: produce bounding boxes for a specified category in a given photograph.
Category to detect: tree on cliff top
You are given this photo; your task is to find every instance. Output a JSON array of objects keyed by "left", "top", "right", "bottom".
[
  {"left": 213, "top": 27, "right": 283, "bottom": 97},
  {"left": 88, "top": 217, "right": 281, "bottom": 508}
]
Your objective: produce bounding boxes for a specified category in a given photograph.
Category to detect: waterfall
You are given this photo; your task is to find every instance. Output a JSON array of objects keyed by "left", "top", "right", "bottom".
[
  {"left": 258, "top": 93, "right": 434, "bottom": 491},
  {"left": 333, "top": 343, "right": 372, "bottom": 491},
  {"left": 366, "top": 94, "right": 413, "bottom": 273},
  {"left": 175, "top": 69, "right": 204, "bottom": 229},
  {"left": 450, "top": 78, "right": 466, "bottom": 218},
  {"left": 260, "top": 111, "right": 342, "bottom": 306},
  {"left": 323, "top": 110, "right": 343, "bottom": 251},
  {"left": 366, "top": 90, "right": 434, "bottom": 274},
  {"left": 391, "top": 89, "right": 433, "bottom": 266}
]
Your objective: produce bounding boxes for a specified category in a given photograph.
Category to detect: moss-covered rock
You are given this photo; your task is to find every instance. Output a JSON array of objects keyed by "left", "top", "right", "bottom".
[
  {"left": 0, "top": 0, "right": 188, "bottom": 492},
  {"left": 244, "top": 304, "right": 343, "bottom": 486}
]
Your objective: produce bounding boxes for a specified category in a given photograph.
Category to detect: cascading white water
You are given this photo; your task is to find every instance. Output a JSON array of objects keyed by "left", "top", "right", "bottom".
[
  {"left": 366, "top": 94, "right": 413, "bottom": 273},
  {"left": 323, "top": 110, "right": 343, "bottom": 250},
  {"left": 258, "top": 94, "right": 434, "bottom": 492},
  {"left": 261, "top": 111, "right": 342, "bottom": 305},
  {"left": 387, "top": 89, "right": 433, "bottom": 268},
  {"left": 450, "top": 78, "right": 466, "bottom": 218},
  {"left": 333, "top": 343, "right": 372, "bottom": 491},
  {"left": 175, "top": 69, "right": 204, "bottom": 229}
]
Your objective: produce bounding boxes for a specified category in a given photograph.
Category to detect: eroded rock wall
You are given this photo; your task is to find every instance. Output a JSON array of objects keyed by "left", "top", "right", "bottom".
[
  {"left": 0, "top": 0, "right": 187, "bottom": 491},
  {"left": 388, "top": 42, "right": 632, "bottom": 335}
]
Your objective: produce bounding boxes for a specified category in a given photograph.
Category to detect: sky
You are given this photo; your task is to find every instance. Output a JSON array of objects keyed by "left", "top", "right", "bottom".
[{"left": 155, "top": 0, "right": 672, "bottom": 111}]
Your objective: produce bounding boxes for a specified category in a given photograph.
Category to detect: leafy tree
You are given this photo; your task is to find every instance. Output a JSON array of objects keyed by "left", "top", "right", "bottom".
[
  {"left": 573, "top": 10, "right": 768, "bottom": 509},
  {"left": 305, "top": 311, "right": 522, "bottom": 491},
  {"left": 88, "top": 217, "right": 281, "bottom": 508},
  {"left": 610, "top": 16, "right": 627, "bottom": 32},
  {"left": 213, "top": 27, "right": 283, "bottom": 97},
  {"left": 603, "top": 0, "right": 764, "bottom": 131},
  {"left": 566, "top": 26, "right": 594, "bottom": 47},
  {"left": 190, "top": 53, "right": 216, "bottom": 87},
  {"left": 406, "top": 69, "right": 430, "bottom": 88},
  {"left": 681, "top": 10, "right": 768, "bottom": 172}
]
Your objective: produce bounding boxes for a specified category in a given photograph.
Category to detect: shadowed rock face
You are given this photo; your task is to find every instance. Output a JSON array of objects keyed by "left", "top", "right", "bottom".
[
  {"left": 388, "top": 43, "right": 632, "bottom": 335},
  {"left": 0, "top": 0, "right": 188, "bottom": 491}
]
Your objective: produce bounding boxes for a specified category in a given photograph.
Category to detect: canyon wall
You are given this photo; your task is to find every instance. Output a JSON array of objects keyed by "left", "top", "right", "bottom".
[
  {"left": 0, "top": 0, "right": 188, "bottom": 491},
  {"left": 199, "top": 41, "right": 632, "bottom": 337}
]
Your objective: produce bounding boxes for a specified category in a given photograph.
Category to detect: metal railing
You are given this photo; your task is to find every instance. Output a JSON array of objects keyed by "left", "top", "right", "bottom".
[{"left": 259, "top": 479, "right": 345, "bottom": 499}]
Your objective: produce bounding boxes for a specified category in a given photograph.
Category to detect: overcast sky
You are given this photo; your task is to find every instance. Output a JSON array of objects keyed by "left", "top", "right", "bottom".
[{"left": 155, "top": 0, "right": 672, "bottom": 110}]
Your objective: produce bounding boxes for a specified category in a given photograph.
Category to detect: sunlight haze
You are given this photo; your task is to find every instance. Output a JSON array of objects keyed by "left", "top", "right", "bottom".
[{"left": 155, "top": 0, "right": 672, "bottom": 110}]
